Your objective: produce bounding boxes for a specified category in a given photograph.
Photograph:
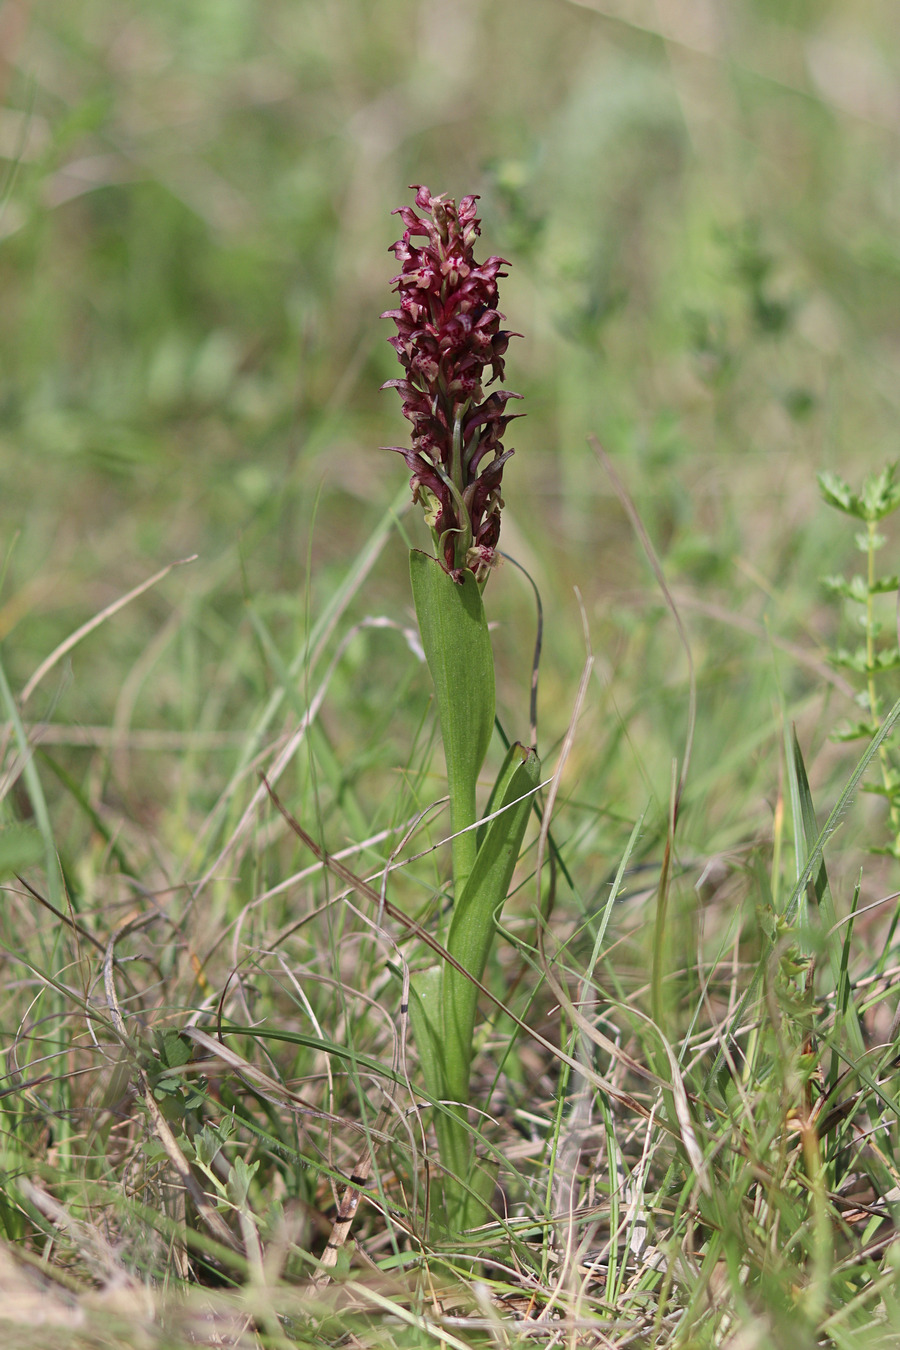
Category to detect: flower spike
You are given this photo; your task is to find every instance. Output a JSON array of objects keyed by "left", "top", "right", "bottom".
[{"left": 382, "top": 186, "right": 522, "bottom": 582}]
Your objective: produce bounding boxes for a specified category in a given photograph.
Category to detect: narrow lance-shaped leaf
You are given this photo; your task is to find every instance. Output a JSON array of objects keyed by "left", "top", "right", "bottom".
[
  {"left": 790, "top": 729, "right": 865, "bottom": 1056},
  {"left": 407, "top": 964, "right": 444, "bottom": 1107},
  {"left": 443, "top": 743, "right": 541, "bottom": 1103},
  {"left": 476, "top": 736, "right": 530, "bottom": 852},
  {"left": 410, "top": 548, "right": 494, "bottom": 892}
]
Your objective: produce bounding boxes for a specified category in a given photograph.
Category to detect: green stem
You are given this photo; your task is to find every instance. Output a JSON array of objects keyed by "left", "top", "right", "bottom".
[
  {"left": 866, "top": 519, "right": 900, "bottom": 852},
  {"left": 866, "top": 519, "right": 879, "bottom": 730},
  {"left": 449, "top": 779, "right": 478, "bottom": 902}
]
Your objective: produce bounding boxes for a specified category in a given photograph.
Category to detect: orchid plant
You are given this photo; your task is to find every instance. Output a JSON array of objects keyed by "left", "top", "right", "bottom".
[{"left": 383, "top": 187, "right": 540, "bottom": 1231}]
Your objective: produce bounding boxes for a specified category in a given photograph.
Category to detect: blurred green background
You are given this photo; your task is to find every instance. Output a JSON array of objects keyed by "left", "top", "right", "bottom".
[{"left": 3, "top": 0, "right": 900, "bottom": 872}]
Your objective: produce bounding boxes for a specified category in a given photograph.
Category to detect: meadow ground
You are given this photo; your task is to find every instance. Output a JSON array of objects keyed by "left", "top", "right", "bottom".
[{"left": 3, "top": 2, "right": 900, "bottom": 1346}]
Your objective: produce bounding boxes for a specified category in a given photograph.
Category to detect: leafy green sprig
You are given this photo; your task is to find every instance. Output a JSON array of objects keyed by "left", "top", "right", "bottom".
[{"left": 819, "top": 463, "right": 900, "bottom": 856}]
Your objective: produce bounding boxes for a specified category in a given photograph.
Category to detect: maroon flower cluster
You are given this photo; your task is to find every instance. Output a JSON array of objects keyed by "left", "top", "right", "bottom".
[{"left": 382, "top": 186, "right": 522, "bottom": 582}]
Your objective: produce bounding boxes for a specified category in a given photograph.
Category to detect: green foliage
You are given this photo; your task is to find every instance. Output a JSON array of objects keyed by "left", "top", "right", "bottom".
[
  {"left": 819, "top": 465, "right": 900, "bottom": 522},
  {"left": 819, "top": 463, "right": 900, "bottom": 856},
  {"left": 408, "top": 551, "right": 495, "bottom": 893}
]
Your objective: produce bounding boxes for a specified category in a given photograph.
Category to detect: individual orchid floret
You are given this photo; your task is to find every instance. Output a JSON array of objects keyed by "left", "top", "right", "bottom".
[{"left": 382, "top": 185, "right": 523, "bottom": 583}]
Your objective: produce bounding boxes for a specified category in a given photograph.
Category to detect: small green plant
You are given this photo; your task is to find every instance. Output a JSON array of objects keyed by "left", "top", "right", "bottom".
[
  {"left": 819, "top": 462, "right": 900, "bottom": 856},
  {"left": 383, "top": 187, "right": 539, "bottom": 1231}
]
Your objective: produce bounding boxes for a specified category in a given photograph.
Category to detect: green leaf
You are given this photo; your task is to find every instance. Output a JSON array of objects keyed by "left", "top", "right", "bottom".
[
  {"left": 821, "top": 573, "right": 868, "bottom": 602},
  {"left": 409, "top": 550, "right": 495, "bottom": 892},
  {"left": 431, "top": 744, "right": 540, "bottom": 1231},
  {"left": 226, "top": 1157, "right": 259, "bottom": 1209},
  {"left": 818, "top": 471, "right": 860, "bottom": 517},
  {"left": 447, "top": 745, "right": 540, "bottom": 983},
  {"left": 834, "top": 644, "right": 900, "bottom": 674},
  {"left": 156, "top": 1029, "right": 193, "bottom": 1069},
  {"left": 789, "top": 728, "right": 828, "bottom": 936},
  {"left": 443, "top": 744, "right": 541, "bottom": 1099},
  {"left": 407, "top": 964, "right": 445, "bottom": 1107},
  {"left": 831, "top": 721, "right": 878, "bottom": 742},
  {"left": 819, "top": 465, "right": 900, "bottom": 521},
  {"left": 831, "top": 645, "right": 870, "bottom": 673},
  {"left": 193, "top": 1120, "right": 233, "bottom": 1169},
  {"left": 790, "top": 730, "right": 864, "bottom": 1055},
  {"left": 860, "top": 463, "right": 900, "bottom": 521},
  {"left": 477, "top": 739, "right": 532, "bottom": 851},
  {"left": 408, "top": 963, "right": 470, "bottom": 1226}
]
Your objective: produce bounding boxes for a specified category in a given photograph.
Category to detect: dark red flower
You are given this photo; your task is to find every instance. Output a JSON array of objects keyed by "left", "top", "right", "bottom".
[{"left": 382, "top": 186, "right": 522, "bottom": 582}]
